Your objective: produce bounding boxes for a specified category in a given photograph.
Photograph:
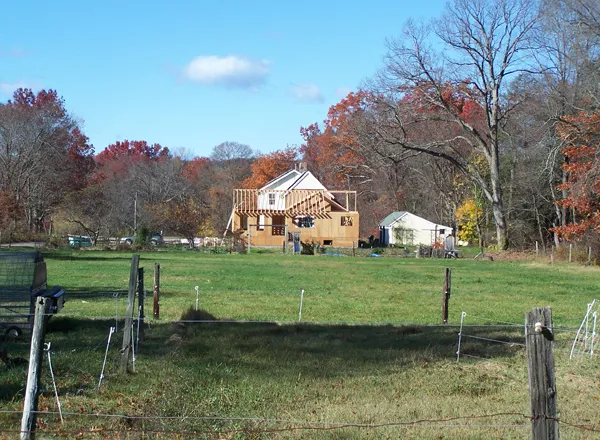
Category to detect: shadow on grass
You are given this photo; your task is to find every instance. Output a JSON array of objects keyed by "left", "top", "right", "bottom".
[{"left": 35, "top": 315, "right": 525, "bottom": 381}]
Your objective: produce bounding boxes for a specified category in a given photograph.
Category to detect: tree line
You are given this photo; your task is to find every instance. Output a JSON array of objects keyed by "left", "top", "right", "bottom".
[{"left": 2, "top": 0, "right": 600, "bottom": 250}]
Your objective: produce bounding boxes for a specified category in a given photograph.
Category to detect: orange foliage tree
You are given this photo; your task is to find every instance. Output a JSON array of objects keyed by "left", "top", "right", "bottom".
[
  {"left": 300, "top": 91, "right": 372, "bottom": 188},
  {"left": 243, "top": 146, "right": 298, "bottom": 188},
  {"left": 554, "top": 111, "right": 600, "bottom": 240}
]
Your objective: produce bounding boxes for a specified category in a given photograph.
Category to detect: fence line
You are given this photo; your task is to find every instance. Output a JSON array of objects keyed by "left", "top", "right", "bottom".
[{"left": 0, "top": 311, "right": 582, "bottom": 330}]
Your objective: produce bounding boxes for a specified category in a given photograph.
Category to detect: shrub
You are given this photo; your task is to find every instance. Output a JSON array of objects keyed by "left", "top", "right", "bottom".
[
  {"left": 300, "top": 241, "right": 317, "bottom": 255},
  {"left": 135, "top": 226, "right": 150, "bottom": 247}
]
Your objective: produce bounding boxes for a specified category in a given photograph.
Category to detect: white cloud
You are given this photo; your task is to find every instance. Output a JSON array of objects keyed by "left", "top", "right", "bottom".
[
  {"left": 183, "top": 55, "right": 270, "bottom": 89},
  {"left": 335, "top": 87, "right": 353, "bottom": 98},
  {"left": 289, "top": 83, "right": 324, "bottom": 103}
]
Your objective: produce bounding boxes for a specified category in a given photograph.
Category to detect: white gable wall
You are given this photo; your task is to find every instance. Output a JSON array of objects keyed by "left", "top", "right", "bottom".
[
  {"left": 257, "top": 171, "right": 328, "bottom": 211},
  {"left": 257, "top": 191, "right": 286, "bottom": 210},
  {"left": 382, "top": 212, "right": 452, "bottom": 246}
]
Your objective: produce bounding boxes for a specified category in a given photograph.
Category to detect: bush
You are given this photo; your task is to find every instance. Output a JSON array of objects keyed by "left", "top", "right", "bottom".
[
  {"left": 135, "top": 226, "right": 150, "bottom": 247},
  {"left": 300, "top": 241, "right": 318, "bottom": 255},
  {"left": 44, "top": 235, "right": 68, "bottom": 249}
]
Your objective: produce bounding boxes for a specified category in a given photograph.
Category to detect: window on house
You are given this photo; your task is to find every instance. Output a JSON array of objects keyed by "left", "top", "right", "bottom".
[
  {"left": 439, "top": 229, "right": 445, "bottom": 235},
  {"left": 268, "top": 193, "right": 276, "bottom": 205},
  {"left": 272, "top": 215, "right": 285, "bottom": 235},
  {"left": 257, "top": 215, "right": 265, "bottom": 231},
  {"left": 293, "top": 216, "right": 314, "bottom": 228},
  {"left": 341, "top": 216, "right": 354, "bottom": 226},
  {"left": 323, "top": 240, "right": 333, "bottom": 246}
]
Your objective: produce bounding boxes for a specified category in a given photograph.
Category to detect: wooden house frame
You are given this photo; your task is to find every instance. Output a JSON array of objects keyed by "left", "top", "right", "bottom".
[{"left": 231, "top": 168, "right": 359, "bottom": 247}]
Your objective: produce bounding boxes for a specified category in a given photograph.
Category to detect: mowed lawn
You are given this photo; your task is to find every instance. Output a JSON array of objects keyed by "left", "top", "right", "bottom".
[
  {"left": 42, "top": 250, "right": 600, "bottom": 326},
  {"left": 1, "top": 250, "right": 599, "bottom": 439}
]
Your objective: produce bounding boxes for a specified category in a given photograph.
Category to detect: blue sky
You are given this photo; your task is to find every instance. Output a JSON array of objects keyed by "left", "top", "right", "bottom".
[{"left": 1, "top": 0, "right": 446, "bottom": 157}]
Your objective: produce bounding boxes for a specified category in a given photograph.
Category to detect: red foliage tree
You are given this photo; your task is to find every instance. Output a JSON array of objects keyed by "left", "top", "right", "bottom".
[
  {"left": 554, "top": 111, "right": 600, "bottom": 239},
  {"left": 182, "top": 157, "right": 211, "bottom": 182},
  {"left": 95, "top": 140, "right": 170, "bottom": 181},
  {"left": 1, "top": 88, "right": 95, "bottom": 231}
]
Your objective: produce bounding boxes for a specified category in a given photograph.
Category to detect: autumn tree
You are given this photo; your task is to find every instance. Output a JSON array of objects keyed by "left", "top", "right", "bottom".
[
  {"left": 209, "top": 142, "right": 254, "bottom": 233},
  {"left": 243, "top": 146, "right": 298, "bottom": 188},
  {"left": 93, "top": 140, "right": 176, "bottom": 234},
  {"left": 147, "top": 156, "right": 213, "bottom": 246},
  {"left": 151, "top": 197, "right": 210, "bottom": 247},
  {"left": 0, "top": 88, "right": 95, "bottom": 232},
  {"left": 553, "top": 111, "right": 600, "bottom": 240},
  {"left": 373, "top": 0, "right": 541, "bottom": 250},
  {"left": 0, "top": 191, "right": 20, "bottom": 242},
  {"left": 61, "top": 185, "right": 110, "bottom": 244},
  {"left": 301, "top": 92, "right": 374, "bottom": 189}
]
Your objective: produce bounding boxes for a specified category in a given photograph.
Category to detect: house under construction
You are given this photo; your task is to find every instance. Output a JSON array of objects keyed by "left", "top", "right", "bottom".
[{"left": 230, "top": 166, "right": 359, "bottom": 247}]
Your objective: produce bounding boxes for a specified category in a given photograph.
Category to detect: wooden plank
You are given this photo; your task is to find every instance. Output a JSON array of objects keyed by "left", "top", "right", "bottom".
[
  {"left": 21, "top": 296, "right": 51, "bottom": 440},
  {"left": 121, "top": 254, "right": 140, "bottom": 374},
  {"left": 526, "top": 307, "right": 559, "bottom": 440}
]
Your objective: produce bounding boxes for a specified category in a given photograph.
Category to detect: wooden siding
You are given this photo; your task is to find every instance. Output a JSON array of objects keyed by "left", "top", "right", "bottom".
[{"left": 232, "top": 211, "right": 360, "bottom": 248}]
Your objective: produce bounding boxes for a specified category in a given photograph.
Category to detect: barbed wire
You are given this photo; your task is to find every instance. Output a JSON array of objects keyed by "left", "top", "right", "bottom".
[
  {"left": 460, "top": 334, "right": 526, "bottom": 347},
  {"left": 0, "top": 411, "right": 598, "bottom": 436}
]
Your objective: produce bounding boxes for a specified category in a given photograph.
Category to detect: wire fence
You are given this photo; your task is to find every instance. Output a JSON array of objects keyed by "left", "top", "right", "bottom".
[
  {"left": 0, "top": 410, "right": 599, "bottom": 437},
  {"left": 1, "top": 309, "right": 598, "bottom": 438}
]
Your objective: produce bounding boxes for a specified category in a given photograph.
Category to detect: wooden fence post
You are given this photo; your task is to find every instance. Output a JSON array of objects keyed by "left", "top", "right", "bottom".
[
  {"left": 21, "top": 297, "right": 51, "bottom": 440},
  {"left": 442, "top": 268, "right": 451, "bottom": 324},
  {"left": 121, "top": 254, "right": 139, "bottom": 374},
  {"left": 137, "top": 266, "right": 144, "bottom": 344},
  {"left": 153, "top": 263, "right": 160, "bottom": 319},
  {"left": 284, "top": 225, "right": 288, "bottom": 255},
  {"left": 569, "top": 244, "right": 572, "bottom": 263},
  {"left": 526, "top": 307, "right": 559, "bottom": 440}
]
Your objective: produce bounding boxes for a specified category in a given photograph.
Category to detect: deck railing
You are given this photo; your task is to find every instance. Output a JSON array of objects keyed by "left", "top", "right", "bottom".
[{"left": 233, "top": 189, "right": 357, "bottom": 215}]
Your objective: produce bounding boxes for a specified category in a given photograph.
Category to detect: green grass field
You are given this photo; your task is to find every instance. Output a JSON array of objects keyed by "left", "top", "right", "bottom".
[{"left": 1, "top": 250, "right": 599, "bottom": 439}]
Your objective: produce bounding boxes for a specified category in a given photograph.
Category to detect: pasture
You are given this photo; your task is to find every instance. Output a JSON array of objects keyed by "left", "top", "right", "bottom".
[{"left": 1, "top": 250, "right": 599, "bottom": 439}]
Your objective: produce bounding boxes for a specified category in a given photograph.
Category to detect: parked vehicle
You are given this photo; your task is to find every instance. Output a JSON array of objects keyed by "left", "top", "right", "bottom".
[
  {"left": 120, "top": 232, "right": 163, "bottom": 246},
  {"left": 68, "top": 235, "right": 93, "bottom": 247}
]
